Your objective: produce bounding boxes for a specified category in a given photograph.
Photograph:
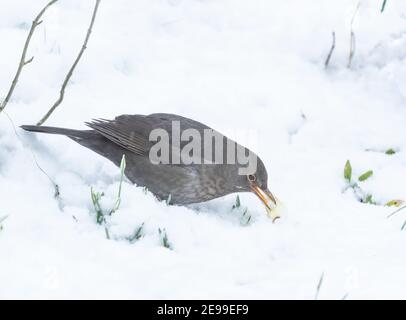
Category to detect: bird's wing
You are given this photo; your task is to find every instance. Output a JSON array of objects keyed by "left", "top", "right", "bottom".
[
  {"left": 85, "top": 116, "right": 152, "bottom": 156},
  {"left": 86, "top": 113, "right": 234, "bottom": 162},
  {"left": 146, "top": 113, "right": 212, "bottom": 132},
  {"left": 86, "top": 113, "right": 213, "bottom": 156}
]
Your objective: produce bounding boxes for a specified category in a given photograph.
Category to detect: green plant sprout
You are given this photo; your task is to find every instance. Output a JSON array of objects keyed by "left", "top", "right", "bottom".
[
  {"left": 90, "top": 154, "right": 126, "bottom": 239},
  {"left": 126, "top": 223, "right": 145, "bottom": 244},
  {"left": 344, "top": 160, "right": 403, "bottom": 209},
  {"left": 358, "top": 170, "right": 373, "bottom": 182},
  {"left": 386, "top": 200, "right": 404, "bottom": 207},
  {"left": 343, "top": 160, "right": 375, "bottom": 204},
  {"left": 381, "top": 0, "right": 387, "bottom": 12},
  {"left": 364, "top": 194, "right": 376, "bottom": 205},
  {"left": 344, "top": 160, "right": 352, "bottom": 183},
  {"left": 232, "top": 195, "right": 252, "bottom": 225},
  {"left": 158, "top": 228, "right": 172, "bottom": 250},
  {"left": 166, "top": 194, "right": 172, "bottom": 206},
  {"left": 91, "top": 188, "right": 105, "bottom": 224},
  {"left": 365, "top": 147, "right": 397, "bottom": 155},
  {"left": 232, "top": 195, "right": 241, "bottom": 209},
  {"left": 111, "top": 154, "right": 126, "bottom": 214}
]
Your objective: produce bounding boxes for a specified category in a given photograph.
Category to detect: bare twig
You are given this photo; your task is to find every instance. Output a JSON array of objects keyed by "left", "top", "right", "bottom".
[
  {"left": 24, "top": 56, "right": 35, "bottom": 65},
  {"left": 324, "top": 32, "right": 336, "bottom": 69},
  {"left": 0, "top": 0, "right": 58, "bottom": 114},
  {"left": 37, "top": 0, "right": 101, "bottom": 126},
  {"left": 314, "top": 272, "right": 324, "bottom": 300},
  {"left": 347, "top": 31, "right": 356, "bottom": 68},
  {"left": 347, "top": 1, "right": 360, "bottom": 69}
]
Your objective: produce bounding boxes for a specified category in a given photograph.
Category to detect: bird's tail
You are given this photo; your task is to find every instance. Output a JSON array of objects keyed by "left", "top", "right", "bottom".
[{"left": 20, "top": 125, "right": 91, "bottom": 138}]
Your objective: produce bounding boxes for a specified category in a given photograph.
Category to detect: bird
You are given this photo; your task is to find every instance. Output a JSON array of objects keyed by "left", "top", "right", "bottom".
[{"left": 21, "top": 113, "right": 280, "bottom": 220}]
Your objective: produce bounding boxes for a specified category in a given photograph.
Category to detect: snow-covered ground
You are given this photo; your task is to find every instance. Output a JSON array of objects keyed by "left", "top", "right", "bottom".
[{"left": 1, "top": 0, "right": 406, "bottom": 299}]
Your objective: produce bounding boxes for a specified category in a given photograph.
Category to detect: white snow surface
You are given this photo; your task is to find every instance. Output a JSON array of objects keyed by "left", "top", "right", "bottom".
[{"left": 1, "top": 0, "right": 406, "bottom": 299}]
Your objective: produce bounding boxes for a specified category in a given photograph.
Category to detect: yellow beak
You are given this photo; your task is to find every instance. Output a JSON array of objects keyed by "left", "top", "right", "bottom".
[{"left": 250, "top": 184, "right": 280, "bottom": 222}]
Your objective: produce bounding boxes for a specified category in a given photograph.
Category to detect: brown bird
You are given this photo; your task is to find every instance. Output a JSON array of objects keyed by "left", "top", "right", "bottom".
[{"left": 21, "top": 113, "right": 279, "bottom": 220}]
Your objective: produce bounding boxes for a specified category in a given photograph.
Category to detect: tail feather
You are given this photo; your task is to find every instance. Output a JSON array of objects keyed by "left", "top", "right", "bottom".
[
  {"left": 21, "top": 124, "right": 126, "bottom": 168},
  {"left": 21, "top": 125, "right": 92, "bottom": 138}
]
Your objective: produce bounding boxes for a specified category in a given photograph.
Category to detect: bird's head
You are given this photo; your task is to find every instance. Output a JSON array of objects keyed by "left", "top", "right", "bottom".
[{"left": 232, "top": 156, "right": 280, "bottom": 222}]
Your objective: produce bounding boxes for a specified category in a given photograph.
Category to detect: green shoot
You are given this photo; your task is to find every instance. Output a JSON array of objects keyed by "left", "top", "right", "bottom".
[
  {"left": 358, "top": 170, "right": 373, "bottom": 182},
  {"left": 231, "top": 196, "right": 252, "bottom": 225},
  {"left": 386, "top": 200, "right": 404, "bottom": 207},
  {"left": 232, "top": 195, "right": 241, "bottom": 209},
  {"left": 90, "top": 188, "right": 105, "bottom": 224},
  {"left": 241, "top": 208, "right": 252, "bottom": 225},
  {"left": 344, "top": 160, "right": 352, "bottom": 182},
  {"left": 127, "top": 223, "right": 145, "bottom": 244},
  {"left": 381, "top": 0, "right": 387, "bottom": 12},
  {"left": 166, "top": 194, "right": 172, "bottom": 206},
  {"left": 111, "top": 155, "right": 126, "bottom": 214},
  {"left": 89, "top": 154, "right": 126, "bottom": 239},
  {"left": 385, "top": 148, "right": 396, "bottom": 155},
  {"left": 158, "top": 228, "right": 172, "bottom": 250},
  {"left": 105, "top": 227, "right": 110, "bottom": 240},
  {"left": 363, "top": 194, "right": 376, "bottom": 205},
  {"left": 245, "top": 215, "right": 252, "bottom": 225},
  {"left": 343, "top": 161, "right": 378, "bottom": 205}
]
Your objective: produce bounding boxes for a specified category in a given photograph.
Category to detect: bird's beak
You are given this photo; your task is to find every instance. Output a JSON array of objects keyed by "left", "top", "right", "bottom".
[{"left": 250, "top": 184, "right": 280, "bottom": 222}]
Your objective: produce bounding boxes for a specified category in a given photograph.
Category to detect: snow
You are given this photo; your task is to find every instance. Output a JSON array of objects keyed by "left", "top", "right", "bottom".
[{"left": 1, "top": 0, "right": 406, "bottom": 299}]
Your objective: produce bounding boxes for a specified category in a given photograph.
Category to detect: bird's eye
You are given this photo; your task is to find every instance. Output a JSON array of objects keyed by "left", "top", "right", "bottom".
[{"left": 247, "top": 174, "right": 256, "bottom": 182}]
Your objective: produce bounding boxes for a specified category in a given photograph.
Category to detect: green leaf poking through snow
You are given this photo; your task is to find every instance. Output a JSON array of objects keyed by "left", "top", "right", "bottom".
[
  {"left": 364, "top": 194, "right": 376, "bottom": 205},
  {"left": 91, "top": 187, "right": 105, "bottom": 225},
  {"left": 381, "top": 0, "right": 387, "bottom": 13},
  {"left": 385, "top": 148, "right": 396, "bottom": 155},
  {"left": 358, "top": 170, "right": 373, "bottom": 182},
  {"left": 127, "top": 223, "right": 145, "bottom": 244},
  {"left": 344, "top": 160, "right": 352, "bottom": 182},
  {"left": 90, "top": 154, "right": 127, "bottom": 239},
  {"left": 158, "top": 228, "right": 172, "bottom": 250},
  {"left": 386, "top": 200, "right": 404, "bottom": 207},
  {"left": 166, "top": 194, "right": 172, "bottom": 206},
  {"left": 232, "top": 195, "right": 241, "bottom": 209},
  {"left": 111, "top": 154, "right": 126, "bottom": 214}
]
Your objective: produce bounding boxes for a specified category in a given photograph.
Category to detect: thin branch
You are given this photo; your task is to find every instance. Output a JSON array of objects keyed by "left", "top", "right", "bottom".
[
  {"left": 24, "top": 56, "right": 34, "bottom": 65},
  {"left": 347, "top": 1, "right": 360, "bottom": 69},
  {"left": 347, "top": 31, "right": 356, "bottom": 68},
  {"left": 324, "top": 32, "right": 336, "bottom": 69},
  {"left": 0, "top": 0, "right": 58, "bottom": 114},
  {"left": 350, "top": 2, "right": 361, "bottom": 33},
  {"left": 37, "top": 0, "right": 101, "bottom": 126},
  {"left": 314, "top": 272, "right": 324, "bottom": 300}
]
